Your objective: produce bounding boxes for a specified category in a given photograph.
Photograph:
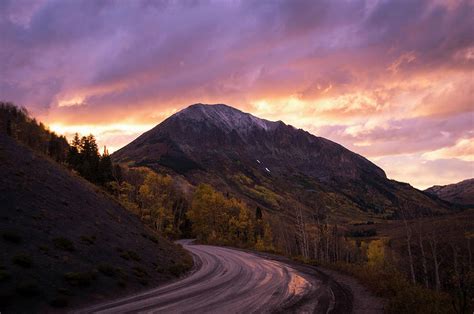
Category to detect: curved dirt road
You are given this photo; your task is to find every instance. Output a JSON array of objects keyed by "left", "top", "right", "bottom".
[{"left": 80, "top": 241, "right": 349, "bottom": 313}]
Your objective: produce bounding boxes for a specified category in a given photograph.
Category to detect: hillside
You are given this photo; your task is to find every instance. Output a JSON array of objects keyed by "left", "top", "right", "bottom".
[
  {"left": 113, "top": 103, "right": 454, "bottom": 221},
  {"left": 425, "top": 178, "right": 474, "bottom": 206},
  {"left": 0, "top": 134, "right": 192, "bottom": 312}
]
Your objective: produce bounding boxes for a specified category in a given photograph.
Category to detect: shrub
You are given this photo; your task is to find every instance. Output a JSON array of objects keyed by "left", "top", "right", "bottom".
[
  {"left": 330, "top": 262, "right": 453, "bottom": 314},
  {"left": 16, "top": 280, "right": 40, "bottom": 296},
  {"left": 141, "top": 233, "right": 159, "bottom": 244},
  {"left": 12, "top": 253, "right": 32, "bottom": 268},
  {"left": 168, "top": 259, "right": 192, "bottom": 277},
  {"left": 120, "top": 250, "right": 141, "bottom": 261},
  {"left": 80, "top": 235, "right": 96, "bottom": 245},
  {"left": 64, "top": 271, "right": 97, "bottom": 287},
  {"left": 53, "top": 237, "right": 75, "bottom": 251},
  {"left": 148, "top": 235, "right": 159, "bottom": 244},
  {"left": 132, "top": 266, "right": 148, "bottom": 278},
  {"left": 2, "top": 231, "right": 22, "bottom": 243},
  {"left": 345, "top": 228, "right": 377, "bottom": 237},
  {"left": 97, "top": 263, "right": 117, "bottom": 277},
  {"left": 156, "top": 266, "right": 165, "bottom": 273}
]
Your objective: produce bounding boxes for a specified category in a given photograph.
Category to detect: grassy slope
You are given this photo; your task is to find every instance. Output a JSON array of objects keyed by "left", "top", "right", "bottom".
[{"left": 0, "top": 134, "right": 192, "bottom": 312}]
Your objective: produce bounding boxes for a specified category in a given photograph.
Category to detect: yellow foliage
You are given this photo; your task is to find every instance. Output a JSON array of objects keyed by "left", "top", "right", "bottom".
[
  {"left": 187, "top": 184, "right": 272, "bottom": 247},
  {"left": 137, "top": 172, "right": 176, "bottom": 237},
  {"left": 367, "top": 239, "right": 385, "bottom": 268}
]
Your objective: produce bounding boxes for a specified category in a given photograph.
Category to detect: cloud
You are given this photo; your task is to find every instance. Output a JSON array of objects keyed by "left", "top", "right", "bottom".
[
  {"left": 1, "top": 0, "right": 473, "bottom": 188},
  {"left": 373, "top": 154, "right": 474, "bottom": 190},
  {"left": 423, "top": 137, "right": 474, "bottom": 161},
  {"left": 315, "top": 113, "right": 473, "bottom": 157}
]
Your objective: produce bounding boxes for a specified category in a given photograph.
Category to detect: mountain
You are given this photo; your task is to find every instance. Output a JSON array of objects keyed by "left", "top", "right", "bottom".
[
  {"left": 113, "top": 103, "right": 453, "bottom": 221},
  {"left": 425, "top": 179, "right": 474, "bottom": 206},
  {"left": 0, "top": 134, "right": 191, "bottom": 312}
]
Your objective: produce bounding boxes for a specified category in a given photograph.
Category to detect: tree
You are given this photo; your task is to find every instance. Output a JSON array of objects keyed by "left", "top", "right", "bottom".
[
  {"left": 98, "top": 146, "right": 113, "bottom": 184},
  {"left": 367, "top": 239, "right": 385, "bottom": 268},
  {"left": 296, "top": 206, "right": 309, "bottom": 259},
  {"left": 400, "top": 203, "right": 416, "bottom": 285},
  {"left": 263, "top": 222, "right": 275, "bottom": 251},
  {"left": 236, "top": 203, "right": 254, "bottom": 245},
  {"left": 138, "top": 172, "right": 175, "bottom": 237},
  {"left": 187, "top": 184, "right": 218, "bottom": 242}
]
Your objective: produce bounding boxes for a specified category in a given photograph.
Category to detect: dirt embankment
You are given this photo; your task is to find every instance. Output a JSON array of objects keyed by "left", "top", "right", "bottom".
[{"left": 0, "top": 134, "right": 191, "bottom": 312}]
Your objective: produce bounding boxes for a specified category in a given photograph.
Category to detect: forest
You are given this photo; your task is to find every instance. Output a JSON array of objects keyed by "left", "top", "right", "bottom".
[{"left": 1, "top": 102, "right": 472, "bottom": 313}]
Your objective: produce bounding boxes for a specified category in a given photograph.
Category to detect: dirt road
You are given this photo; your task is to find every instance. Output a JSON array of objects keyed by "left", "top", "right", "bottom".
[{"left": 79, "top": 241, "right": 356, "bottom": 313}]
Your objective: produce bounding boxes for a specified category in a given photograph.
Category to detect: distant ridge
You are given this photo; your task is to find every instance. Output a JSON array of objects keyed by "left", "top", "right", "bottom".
[{"left": 425, "top": 178, "right": 474, "bottom": 206}]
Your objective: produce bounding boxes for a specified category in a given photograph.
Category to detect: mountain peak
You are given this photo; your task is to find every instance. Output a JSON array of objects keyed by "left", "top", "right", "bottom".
[
  {"left": 112, "top": 102, "right": 453, "bottom": 216},
  {"left": 173, "top": 103, "right": 279, "bottom": 133}
]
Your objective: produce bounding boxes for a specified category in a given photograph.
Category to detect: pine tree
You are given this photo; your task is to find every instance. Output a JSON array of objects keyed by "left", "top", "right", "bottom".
[{"left": 98, "top": 146, "right": 113, "bottom": 184}]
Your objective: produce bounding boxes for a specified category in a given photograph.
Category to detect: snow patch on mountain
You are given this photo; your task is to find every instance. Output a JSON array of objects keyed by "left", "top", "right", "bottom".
[{"left": 175, "top": 103, "right": 279, "bottom": 134}]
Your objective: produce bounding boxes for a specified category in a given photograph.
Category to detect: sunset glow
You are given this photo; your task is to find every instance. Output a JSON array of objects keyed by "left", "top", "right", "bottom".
[{"left": 1, "top": 0, "right": 473, "bottom": 189}]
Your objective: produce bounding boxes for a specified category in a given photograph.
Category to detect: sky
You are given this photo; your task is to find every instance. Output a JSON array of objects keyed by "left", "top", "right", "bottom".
[{"left": 1, "top": 0, "right": 473, "bottom": 189}]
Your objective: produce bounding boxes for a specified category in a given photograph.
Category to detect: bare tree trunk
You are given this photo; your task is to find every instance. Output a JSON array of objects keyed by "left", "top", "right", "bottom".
[
  {"left": 467, "top": 237, "right": 472, "bottom": 272},
  {"left": 312, "top": 215, "right": 319, "bottom": 261},
  {"left": 429, "top": 230, "right": 441, "bottom": 292},
  {"left": 296, "top": 207, "right": 309, "bottom": 259},
  {"left": 280, "top": 222, "right": 291, "bottom": 256},
  {"left": 332, "top": 225, "right": 336, "bottom": 262},
  {"left": 418, "top": 223, "right": 429, "bottom": 288},
  {"left": 316, "top": 214, "right": 324, "bottom": 262},
  {"left": 451, "top": 244, "right": 459, "bottom": 283},
  {"left": 404, "top": 218, "right": 416, "bottom": 285},
  {"left": 325, "top": 217, "right": 329, "bottom": 263}
]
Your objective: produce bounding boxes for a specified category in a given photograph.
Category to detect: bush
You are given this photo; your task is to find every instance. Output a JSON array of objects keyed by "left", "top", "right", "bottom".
[
  {"left": 331, "top": 262, "right": 453, "bottom": 314},
  {"left": 345, "top": 228, "right": 377, "bottom": 237},
  {"left": 148, "top": 235, "right": 159, "bottom": 244},
  {"left": 64, "top": 271, "right": 97, "bottom": 287},
  {"left": 12, "top": 253, "right": 32, "bottom": 268},
  {"left": 120, "top": 250, "right": 141, "bottom": 261},
  {"left": 80, "top": 235, "right": 96, "bottom": 245},
  {"left": 97, "top": 263, "right": 117, "bottom": 277},
  {"left": 53, "top": 237, "right": 75, "bottom": 251},
  {"left": 16, "top": 280, "right": 40, "bottom": 297},
  {"left": 2, "top": 231, "right": 22, "bottom": 243},
  {"left": 132, "top": 266, "right": 148, "bottom": 278},
  {"left": 168, "top": 259, "right": 192, "bottom": 277}
]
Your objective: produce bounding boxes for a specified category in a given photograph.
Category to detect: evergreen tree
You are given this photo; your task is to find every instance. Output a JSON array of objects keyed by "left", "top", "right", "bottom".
[{"left": 98, "top": 146, "right": 114, "bottom": 184}]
